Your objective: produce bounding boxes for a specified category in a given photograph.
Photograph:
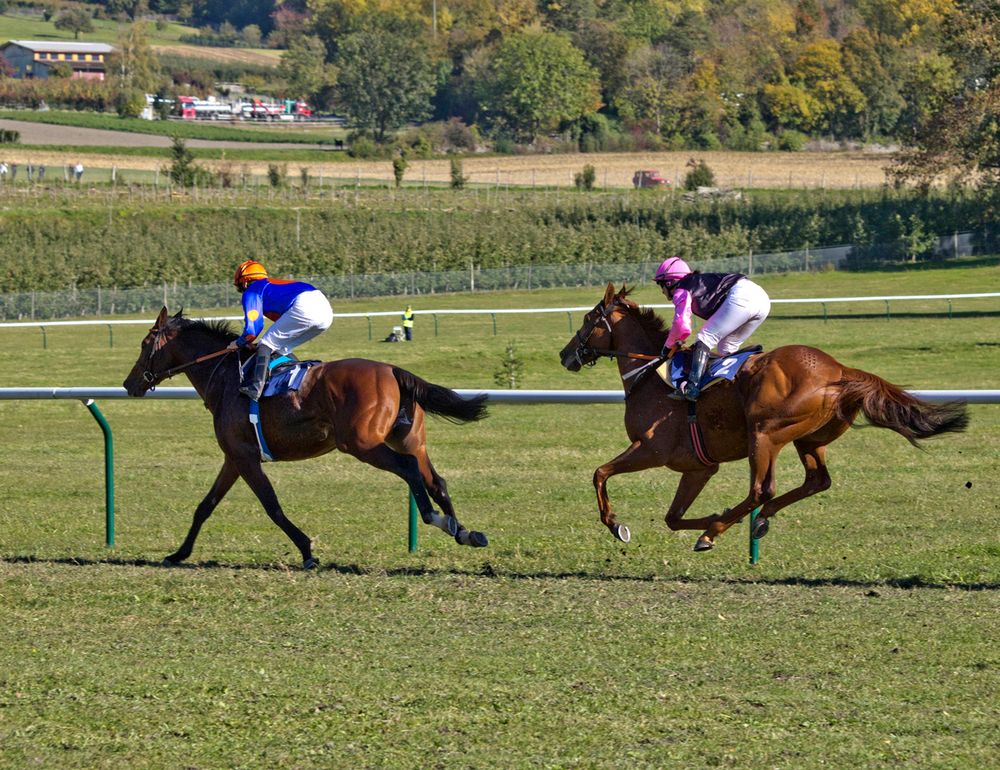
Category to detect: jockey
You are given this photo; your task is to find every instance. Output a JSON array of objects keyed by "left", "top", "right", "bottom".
[
  {"left": 227, "top": 260, "right": 334, "bottom": 401},
  {"left": 654, "top": 256, "right": 771, "bottom": 401}
]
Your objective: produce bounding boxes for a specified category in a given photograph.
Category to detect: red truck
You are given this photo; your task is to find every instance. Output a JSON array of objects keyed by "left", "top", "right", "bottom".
[{"left": 632, "top": 170, "right": 670, "bottom": 189}]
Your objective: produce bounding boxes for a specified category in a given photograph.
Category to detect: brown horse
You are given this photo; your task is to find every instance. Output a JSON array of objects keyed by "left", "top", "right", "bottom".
[
  {"left": 559, "top": 283, "right": 968, "bottom": 552},
  {"left": 123, "top": 307, "right": 489, "bottom": 568}
]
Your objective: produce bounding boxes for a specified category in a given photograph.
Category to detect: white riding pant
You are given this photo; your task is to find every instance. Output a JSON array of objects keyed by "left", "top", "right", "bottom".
[
  {"left": 696, "top": 279, "right": 770, "bottom": 355},
  {"left": 256, "top": 290, "right": 333, "bottom": 355}
]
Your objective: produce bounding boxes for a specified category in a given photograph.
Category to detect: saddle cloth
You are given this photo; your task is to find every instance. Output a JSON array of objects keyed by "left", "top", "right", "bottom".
[
  {"left": 240, "top": 354, "right": 322, "bottom": 398},
  {"left": 657, "top": 346, "right": 762, "bottom": 392},
  {"left": 245, "top": 357, "right": 322, "bottom": 463}
]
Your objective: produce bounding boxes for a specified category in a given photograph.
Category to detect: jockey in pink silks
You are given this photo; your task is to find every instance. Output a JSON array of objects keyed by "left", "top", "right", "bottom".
[{"left": 654, "top": 256, "right": 771, "bottom": 401}]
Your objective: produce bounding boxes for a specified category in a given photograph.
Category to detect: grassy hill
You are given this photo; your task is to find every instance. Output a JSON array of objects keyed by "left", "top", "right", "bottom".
[{"left": 0, "top": 11, "right": 277, "bottom": 68}]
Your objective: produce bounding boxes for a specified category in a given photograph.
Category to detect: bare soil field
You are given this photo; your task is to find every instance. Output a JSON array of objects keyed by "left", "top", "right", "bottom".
[
  {"left": 152, "top": 44, "right": 281, "bottom": 66},
  {"left": 0, "top": 119, "right": 896, "bottom": 189}
]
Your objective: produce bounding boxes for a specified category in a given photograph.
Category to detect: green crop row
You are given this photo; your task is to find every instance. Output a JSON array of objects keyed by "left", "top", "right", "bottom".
[{"left": 0, "top": 186, "right": 995, "bottom": 292}]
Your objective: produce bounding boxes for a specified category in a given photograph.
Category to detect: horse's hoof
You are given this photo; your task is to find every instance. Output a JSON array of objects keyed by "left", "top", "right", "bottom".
[
  {"left": 163, "top": 553, "right": 185, "bottom": 565},
  {"left": 445, "top": 515, "right": 459, "bottom": 537},
  {"left": 613, "top": 524, "right": 631, "bottom": 543},
  {"left": 693, "top": 536, "right": 714, "bottom": 552},
  {"left": 751, "top": 517, "right": 770, "bottom": 540},
  {"left": 469, "top": 531, "right": 488, "bottom": 548},
  {"left": 303, "top": 557, "right": 320, "bottom": 570}
]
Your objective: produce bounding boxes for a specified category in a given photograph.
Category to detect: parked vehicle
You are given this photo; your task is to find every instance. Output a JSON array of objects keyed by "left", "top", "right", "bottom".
[{"left": 632, "top": 170, "right": 670, "bottom": 189}]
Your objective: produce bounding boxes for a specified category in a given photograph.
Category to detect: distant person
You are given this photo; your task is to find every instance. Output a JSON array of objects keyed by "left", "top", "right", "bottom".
[
  {"left": 74, "top": 162, "right": 84, "bottom": 182},
  {"left": 10, "top": 163, "right": 17, "bottom": 181},
  {"left": 37, "top": 164, "right": 45, "bottom": 182},
  {"left": 26, "top": 162, "right": 34, "bottom": 182},
  {"left": 0, "top": 162, "right": 7, "bottom": 181},
  {"left": 402, "top": 304, "right": 414, "bottom": 341},
  {"left": 227, "top": 260, "right": 334, "bottom": 401},
  {"left": 654, "top": 256, "right": 771, "bottom": 401}
]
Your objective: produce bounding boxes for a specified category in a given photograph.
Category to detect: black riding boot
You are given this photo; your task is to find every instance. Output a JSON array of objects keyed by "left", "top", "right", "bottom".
[
  {"left": 682, "top": 341, "right": 711, "bottom": 401},
  {"left": 240, "top": 346, "right": 273, "bottom": 401}
]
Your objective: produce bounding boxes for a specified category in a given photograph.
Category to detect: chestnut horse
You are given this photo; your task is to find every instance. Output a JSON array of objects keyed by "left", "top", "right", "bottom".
[
  {"left": 559, "top": 284, "right": 968, "bottom": 552},
  {"left": 123, "top": 307, "right": 489, "bottom": 568}
]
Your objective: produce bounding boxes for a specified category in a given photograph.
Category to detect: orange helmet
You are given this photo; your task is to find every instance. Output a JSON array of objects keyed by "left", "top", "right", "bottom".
[{"left": 233, "top": 260, "right": 268, "bottom": 289}]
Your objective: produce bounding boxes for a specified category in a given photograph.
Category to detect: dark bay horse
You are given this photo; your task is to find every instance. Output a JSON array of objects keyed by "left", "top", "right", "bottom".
[
  {"left": 559, "top": 283, "right": 968, "bottom": 552},
  {"left": 123, "top": 307, "right": 489, "bottom": 568}
]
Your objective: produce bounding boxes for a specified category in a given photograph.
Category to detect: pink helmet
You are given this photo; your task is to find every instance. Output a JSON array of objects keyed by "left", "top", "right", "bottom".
[{"left": 654, "top": 256, "right": 691, "bottom": 284}]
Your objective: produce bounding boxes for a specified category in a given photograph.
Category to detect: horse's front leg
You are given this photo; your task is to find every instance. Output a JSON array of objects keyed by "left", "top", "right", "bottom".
[
  {"left": 165, "top": 458, "right": 240, "bottom": 565},
  {"left": 236, "top": 456, "right": 317, "bottom": 569},
  {"left": 594, "top": 439, "right": 665, "bottom": 543},
  {"left": 663, "top": 467, "right": 721, "bottom": 532}
]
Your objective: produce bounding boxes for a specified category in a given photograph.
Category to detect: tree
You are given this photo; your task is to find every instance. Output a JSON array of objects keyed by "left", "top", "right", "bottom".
[
  {"left": 278, "top": 36, "right": 336, "bottom": 103},
  {"left": 107, "top": 21, "right": 162, "bottom": 94},
  {"left": 478, "top": 30, "right": 601, "bottom": 142},
  {"left": 892, "top": 0, "right": 997, "bottom": 188},
  {"left": 615, "top": 43, "right": 686, "bottom": 135},
  {"left": 166, "top": 136, "right": 200, "bottom": 187},
  {"left": 334, "top": 28, "right": 437, "bottom": 142},
  {"left": 54, "top": 8, "right": 94, "bottom": 39}
]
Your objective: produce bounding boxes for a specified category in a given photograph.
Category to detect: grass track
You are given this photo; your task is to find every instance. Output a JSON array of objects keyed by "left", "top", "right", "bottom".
[{"left": 1, "top": 268, "right": 999, "bottom": 768}]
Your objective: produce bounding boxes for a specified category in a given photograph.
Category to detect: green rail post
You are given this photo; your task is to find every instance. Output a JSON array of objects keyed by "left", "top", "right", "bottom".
[
  {"left": 83, "top": 399, "right": 115, "bottom": 547},
  {"left": 822, "top": 302, "right": 827, "bottom": 323},
  {"left": 491, "top": 313, "right": 497, "bottom": 336},
  {"left": 433, "top": 313, "right": 439, "bottom": 337},
  {"left": 408, "top": 491, "right": 418, "bottom": 552},
  {"left": 40, "top": 325, "right": 47, "bottom": 349},
  {"left": 748, "top": 506, "right": 761, "bottom": 565},
  {"left": 107, "top": 324, "right": 114, "bottom": 348},
  {"left": 885, "top": 299, "right": 891, "bottom": 320},
  {"left": 367, "top": 316, "right": 373, "bottom": 341},
  {"left": 947, "top": 299, "right": 953, "bottom": 319}
]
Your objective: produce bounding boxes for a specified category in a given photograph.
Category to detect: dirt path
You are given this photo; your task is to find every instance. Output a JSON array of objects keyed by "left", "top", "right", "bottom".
[{"left": 0, "top": 119, "right": 896, "bottom": 189}]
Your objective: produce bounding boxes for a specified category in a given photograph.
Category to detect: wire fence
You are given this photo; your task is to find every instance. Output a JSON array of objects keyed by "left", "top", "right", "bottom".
[{"left": 0, "top": 230, "right": 984, "bottom": 321}]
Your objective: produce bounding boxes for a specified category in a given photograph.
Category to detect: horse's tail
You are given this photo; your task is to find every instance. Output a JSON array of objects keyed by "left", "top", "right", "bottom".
[
  {"left": 835, "top": 369, "right": 968, "bottom": 446},
  {"left": 392, "top": 367, "right": 488, "bottom": 424}
]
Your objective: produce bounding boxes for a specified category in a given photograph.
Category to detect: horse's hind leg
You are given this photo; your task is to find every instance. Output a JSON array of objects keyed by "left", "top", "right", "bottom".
[
  {"left": 412, "top": 446, "right": 487, "bottom": 548},
  {"left": 753, "top": 442, "right": 832, "bottom": 538},
  {"left": 353, "top": 443, "right": 469, "bottom": 542},
  {"left": 165, "top": 458, "right": 240, "bottom": 565},
  {"left": 696, "top": 433, "right": 781, "bottom": 551}
]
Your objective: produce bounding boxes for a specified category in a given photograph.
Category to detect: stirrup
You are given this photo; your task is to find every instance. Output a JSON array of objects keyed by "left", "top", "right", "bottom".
[{"left": 668, "top": 385, "right": 688, "bottom": 401}]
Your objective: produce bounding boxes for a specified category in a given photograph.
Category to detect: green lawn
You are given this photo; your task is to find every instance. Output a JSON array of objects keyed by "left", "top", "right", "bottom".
[
  {"left": 0, "top": 11, "right": 193, "bottom": 46},
  {"left": 1, "top": 268, "right": 999, "bottom": 768}
]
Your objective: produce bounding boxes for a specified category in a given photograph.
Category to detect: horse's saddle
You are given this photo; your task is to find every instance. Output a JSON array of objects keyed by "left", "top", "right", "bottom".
[
  {"left": 657, "top": 345, "right": 763, "bottom": 392},
  {"left": 240, "top": 353, "right": 322, "bottom": 398}
]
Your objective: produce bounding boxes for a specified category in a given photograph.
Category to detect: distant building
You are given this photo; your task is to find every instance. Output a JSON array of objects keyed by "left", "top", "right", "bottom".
[{"left": 0, "top": 40, "right": 113, "bottom": 80}]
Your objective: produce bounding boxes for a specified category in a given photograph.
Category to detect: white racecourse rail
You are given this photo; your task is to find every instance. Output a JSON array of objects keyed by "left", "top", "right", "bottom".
[
  {"left": 2, "top": 387, "right": 999, "bottom": 403},
  {"left": 0, "top": 292, "right": 998, "bottom": 330}
]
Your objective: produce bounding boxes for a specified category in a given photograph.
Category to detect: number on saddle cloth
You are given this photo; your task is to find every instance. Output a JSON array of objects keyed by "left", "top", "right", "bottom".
[{"left": 661, "top": 346, "right": 763, "bottom": 391}]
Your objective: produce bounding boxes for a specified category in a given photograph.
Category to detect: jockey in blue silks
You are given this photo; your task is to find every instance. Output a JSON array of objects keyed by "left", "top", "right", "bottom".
[{"left": 227, "top": 260, "right": 334, "bottom": 401}]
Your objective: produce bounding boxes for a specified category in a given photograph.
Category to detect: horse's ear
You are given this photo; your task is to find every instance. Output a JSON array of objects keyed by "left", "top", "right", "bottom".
[
  {"left": 155, "top": 306, "right": 169, "bottom": 326},
  {"left": 603, "top": 282, "right": 616, "bottom": 305},
  {"left": 618, "top": 283, "right": 629, "bottom": 298}
]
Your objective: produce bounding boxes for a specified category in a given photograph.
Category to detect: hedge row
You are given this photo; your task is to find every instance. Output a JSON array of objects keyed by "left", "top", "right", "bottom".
[{"left": 0, "top": 188, "right": 994, "bottom": 292}]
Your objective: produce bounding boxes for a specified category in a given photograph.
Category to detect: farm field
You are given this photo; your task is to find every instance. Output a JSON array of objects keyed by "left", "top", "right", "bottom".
[
  {"left": 1, "top": 268, "right": 999, "bottom": 768},
  {"left": 0, "top": 140, "right": 896, "bottom": 190}
]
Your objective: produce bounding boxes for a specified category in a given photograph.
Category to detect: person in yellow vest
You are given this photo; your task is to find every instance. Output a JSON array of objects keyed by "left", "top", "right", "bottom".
[{"left": 402, "top": 305, "right": 415, "bottom": 341}]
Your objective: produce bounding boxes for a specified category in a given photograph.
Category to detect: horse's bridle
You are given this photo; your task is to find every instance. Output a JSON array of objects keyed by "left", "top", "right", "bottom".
[
  {"left": 139, "top": 323, "right": 232, "bottom": 390},
  {"left": 568, "top": 297, "right": 623, "bottom": 368}
]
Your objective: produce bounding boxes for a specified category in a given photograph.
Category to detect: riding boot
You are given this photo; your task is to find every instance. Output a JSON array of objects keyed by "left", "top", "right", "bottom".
[
  {"left": 239, "top": 346, "right": 273, "bottom": 401},
  {"left": 682, "top": 341, "right": 711, "bottom": 401}
]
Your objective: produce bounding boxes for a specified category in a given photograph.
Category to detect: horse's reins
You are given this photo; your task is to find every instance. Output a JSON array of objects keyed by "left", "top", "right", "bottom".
[{"left": 141, "top": 324, "right": 233, "bottom": 387}]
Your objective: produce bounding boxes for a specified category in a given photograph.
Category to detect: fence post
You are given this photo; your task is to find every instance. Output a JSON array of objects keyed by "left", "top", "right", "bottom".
[{"left": 83, "top": 399, "right": 114, "bottom": 547}]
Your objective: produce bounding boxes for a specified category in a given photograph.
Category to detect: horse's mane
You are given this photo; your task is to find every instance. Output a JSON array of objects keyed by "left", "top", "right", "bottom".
[
  {"left": 621, "top": 289, "right": 669, "bottom": 348},
  {"left": 172, "top": 311, "right": 237, "bottom": 343}
]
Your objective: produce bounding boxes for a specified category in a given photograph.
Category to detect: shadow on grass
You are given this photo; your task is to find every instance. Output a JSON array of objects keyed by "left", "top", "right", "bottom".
[{"left": 4, "top": 553, "right": 999, "bottom": 592}]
